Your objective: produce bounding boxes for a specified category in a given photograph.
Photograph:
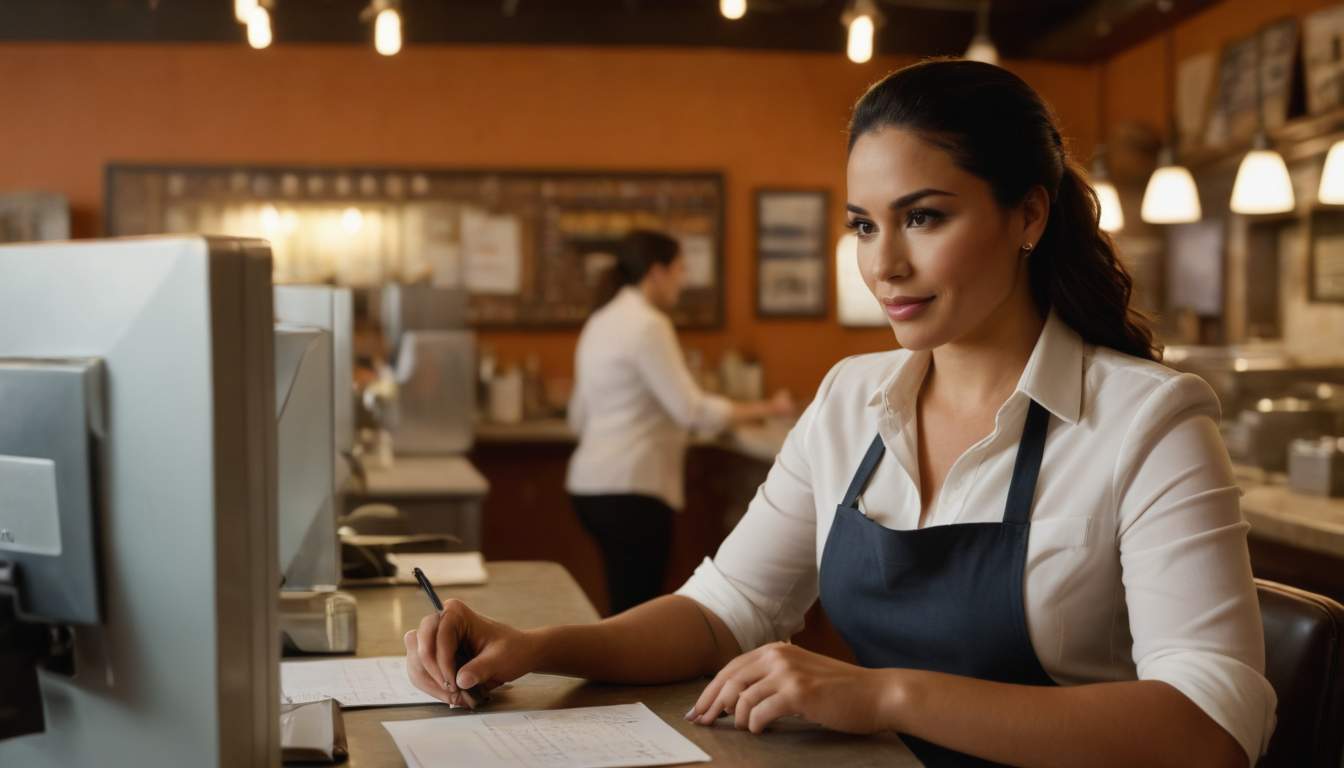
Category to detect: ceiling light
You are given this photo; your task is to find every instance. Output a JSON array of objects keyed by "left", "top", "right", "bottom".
[
  {"left": 1091, "top": 147, "right": 1124, "bottom": 232},
  {"left": 963, "top": 1, "right": 998, "bottom": 66},
  {"left": 1141, "top": 149, "right": 1202, "bottom": 224},
  {"left": 235, "top": 0, "right": 258, "bottom": 24},
  {"left": 374, "top": 8, "right": 402, "bottom": 56},
  {"left": 1320, "top": 140, "right": 1344, "bottom": 204},
  {"left": 720, "top": 0, "right": 746, "bottom": 20},
  {"left": 1231, "top": 133, "right": 1295, "bottom": 214},
  {"left": 246, "top": 7, "right": 272, "bottom": 49},
  {"left": 841, "top": 0, "right": 882, "bottom": 64},
  {"left": 1141, "top": 31, "right": 1200, "bottom": 224}
]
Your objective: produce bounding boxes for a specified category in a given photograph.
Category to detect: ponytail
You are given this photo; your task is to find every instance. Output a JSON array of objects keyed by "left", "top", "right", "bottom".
[{"left": 592, "top": 230, "right": 681, "bottom": 309}]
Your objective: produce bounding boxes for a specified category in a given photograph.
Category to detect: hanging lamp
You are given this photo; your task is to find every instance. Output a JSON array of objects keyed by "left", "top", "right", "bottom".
[
  {"left": 1141, "top": 30, "right": 1201, "bottom": 224},
  {"left": 1092, "top": 60, "right": 1124, "bottom": 232},
  {"left": 1230, "top": 31, "right": 1294, "bottom": 214},
  {"left": 1319, "top": 140, "right": 1344, "bottom": 204},
  {"left": 841, "top": 0, "right": 883, "bottom": 64},
  {"left": 963, "top": 0, "right": 999, "bottom": 66}
]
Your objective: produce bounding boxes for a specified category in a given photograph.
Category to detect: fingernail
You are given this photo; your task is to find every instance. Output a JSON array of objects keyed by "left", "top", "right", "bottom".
[
  {"left": 458, "top": 673, "right": 476, "bottom": 689},
  {"left": 684, "top": 708, "right": 696, "bottom": 721}
]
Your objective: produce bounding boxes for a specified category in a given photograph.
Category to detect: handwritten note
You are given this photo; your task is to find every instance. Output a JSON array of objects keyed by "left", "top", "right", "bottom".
[
  {"left": 384, "top": 703, "right": 711, "bottom": 768},
  {"left": 281, "top": 656, "right": 440, "bottom": 707}
]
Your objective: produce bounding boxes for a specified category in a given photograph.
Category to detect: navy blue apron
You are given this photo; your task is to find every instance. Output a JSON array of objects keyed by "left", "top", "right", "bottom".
[{"left": 818, "top": 399, "right": 1056, "bottom": 768}]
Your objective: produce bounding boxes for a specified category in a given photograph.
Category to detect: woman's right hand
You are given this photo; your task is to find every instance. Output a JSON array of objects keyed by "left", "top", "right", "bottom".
[{"left": 403, "top": 598, "right": 542, "bottom": 706}]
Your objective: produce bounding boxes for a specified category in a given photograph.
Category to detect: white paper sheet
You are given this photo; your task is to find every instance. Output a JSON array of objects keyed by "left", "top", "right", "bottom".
[
  {"left": 386, "top": 551, "right": 488, "bottom": 586},
  {"left": 383, "top": 702, "right": 711, "bottom": 768},
  {"left": 281, "top": 656, "right": 440, "bottom": 707}
]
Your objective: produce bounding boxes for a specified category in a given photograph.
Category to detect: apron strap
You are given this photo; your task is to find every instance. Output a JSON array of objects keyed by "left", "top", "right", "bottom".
[
  {"left": 1002, "top": 399, "right": 1050, "bottom": 526},
  {"left": 843, "top": 434, "right": 887, "bottom": 510}
]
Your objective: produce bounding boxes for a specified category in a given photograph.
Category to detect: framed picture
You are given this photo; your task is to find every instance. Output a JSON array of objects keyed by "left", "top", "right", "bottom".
[
  {"left": 756, "top": 189, "right": 828, "bottom": 318},
  {"left": 1304, "top": 5, "right": 1344, "bottom": 115},
  {"left": 1310, "top": 209, "right": 1344, "bottom": 302}
]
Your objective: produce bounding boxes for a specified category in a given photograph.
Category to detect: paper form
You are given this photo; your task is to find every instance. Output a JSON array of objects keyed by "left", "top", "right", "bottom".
[
  {"left": 281, "top": 656, "right": 440, "bottom": 707},
  {"left": 384, "top": 702, "right": 711, "bottom": 768}
]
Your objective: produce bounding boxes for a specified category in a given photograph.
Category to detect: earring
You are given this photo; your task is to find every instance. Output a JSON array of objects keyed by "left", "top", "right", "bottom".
[{"left": 1020, "top": 243, "right": 1034, "bottom": 253}]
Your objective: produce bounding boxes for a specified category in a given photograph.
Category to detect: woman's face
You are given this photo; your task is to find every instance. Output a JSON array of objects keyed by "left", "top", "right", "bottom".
[{"left": 846, "top": 128, "right": 1045, "bottom": 352}]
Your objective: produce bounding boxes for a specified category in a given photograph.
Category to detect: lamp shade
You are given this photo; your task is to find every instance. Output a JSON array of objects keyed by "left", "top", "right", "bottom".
[
  {"left": 964, "top": 34, "right": 1000, "bottom": 66},
  {"left": 1141, "top": 163, "right": 1201, "bottom": 224},
  {"left": 1094, "top": 180, "right": 1124, "bottom": 232},
  {"left": 847, "top": 15, "right": 875, "bottom": 63},
  {"left": 720, "top": 0, "right": 746, "bottom": 19},
  {"left": 1231, "top": 148, "right": 1294, "bottom": 214},
  {"left": 1320, "top": 140, "right": 1344, "bottom": 204}
]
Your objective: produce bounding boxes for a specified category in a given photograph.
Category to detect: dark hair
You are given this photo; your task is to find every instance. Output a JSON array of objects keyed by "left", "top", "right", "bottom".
[
  {"left": 848, "top": 58, "right": 1159, "bottom": 362},
  {"left": 594, "top": 230, "right": 681, "bottom": 308}
]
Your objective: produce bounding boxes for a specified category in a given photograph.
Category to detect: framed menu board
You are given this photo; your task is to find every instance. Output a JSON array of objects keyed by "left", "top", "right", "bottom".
[{"left": 105, "top": 165, "right": 724, "bottom": 328}]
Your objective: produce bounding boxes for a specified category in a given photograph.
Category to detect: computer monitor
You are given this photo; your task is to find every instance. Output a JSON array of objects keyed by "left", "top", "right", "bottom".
[
  {"left": 0, "top": 236, "right": 280, "bottom": 767},
  {"left": 273, "top": 286, "right": 354, "bottom": 458}
]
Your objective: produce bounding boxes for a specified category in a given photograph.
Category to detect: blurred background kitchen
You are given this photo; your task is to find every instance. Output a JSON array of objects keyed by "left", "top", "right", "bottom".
[{"left": 6, "top": 0, "right": 1344, "bottom": 645}]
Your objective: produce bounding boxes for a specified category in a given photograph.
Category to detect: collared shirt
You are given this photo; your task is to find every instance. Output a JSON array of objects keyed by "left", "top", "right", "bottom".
[
  {"left": 566, "top": 286, "right": 733, "bottom": 510},
  {"left": 676, "top": 310, "right": 1276, "bottom": 763}
]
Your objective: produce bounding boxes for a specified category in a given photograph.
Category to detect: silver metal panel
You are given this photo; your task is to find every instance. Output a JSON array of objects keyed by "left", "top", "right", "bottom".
[
  {"left": 389, "top": 330, "right": 475, "bottom": 455},
  {"left": 273, "top": 286, "right": 355, "bottom": 455},
  {"left": 0, "top": 236, "right": 280, "bottom": 767},
  {"left": 274, "top": 325, "right": 339, "bottom": 590}
]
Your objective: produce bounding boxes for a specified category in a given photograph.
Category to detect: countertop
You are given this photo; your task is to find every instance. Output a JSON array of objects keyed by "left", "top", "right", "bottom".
[
  {"left": 338, "top": 561, "right": 921, "bottom": 767},
  {"left": 474, "top": 417, "right": 791, "bottom": 464}
]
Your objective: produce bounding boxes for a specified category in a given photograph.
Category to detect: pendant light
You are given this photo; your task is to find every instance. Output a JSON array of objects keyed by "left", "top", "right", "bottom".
[
  {"left": 1319, "top": 140, "right": 1344, "bottom": 204},
  {"left": 841, "top": 0, "right": 883, "bottom": 64},
  {"left": 246, "top": 6, "right": 272, "bottom": 49},
  {"left": 1092, "top": 60, "right": 1124, "bottom": 232},
  {"left": 1230, "top": 32, "right": 1294, "bottom": 214},
  {"left": 963, "top": 1, "right": 999, "bottom": 66},
  {"left": 361, "top": 0, "right": 402, "bottom": 56},
  {"left": 1141, "top": 30, "right": 1201, "bottom": 224},
  {"left": 720, "top": 0, "right": 746, "bottom": 20}
]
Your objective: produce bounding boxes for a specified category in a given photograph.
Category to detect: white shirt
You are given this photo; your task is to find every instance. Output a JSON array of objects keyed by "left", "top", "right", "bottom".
[
  {"left": 676, "top": 310, "right": 1276, "bottom": 763},
  {"left": 566, "top": 287, "right": 733, "bottom": 510}
]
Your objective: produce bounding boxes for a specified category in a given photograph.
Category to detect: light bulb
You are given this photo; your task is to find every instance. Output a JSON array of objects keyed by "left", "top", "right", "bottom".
[
  {"left": 1141, "top": 153, "right": 1201, "bottom": 224},
  {"left": 847, "top": 14, "right": 874, "bottom": 64},
  {"left": 235, "top": 0, "right": 258, "bottom": 24},
  {"left": 720, "top": 0, "right": 746, "bottom": 20},
  {"left": 1231, "top": 147, "right": 1295, "bottom": 214},
  {"left": 260, "top": 204, "right": 280, "bottom": 233},
  {"left": 1320, "top": 140, "right": 1344, "bottom": 204},
  {"left": 1094, "top": 180, "right": 1124, "bottom": 232},
  {"left": 375, "top": 8, "right": 402, "bottom": 56},
  {"left": 342, "top": 207, "right": 363, "bottom": 234},
  {"left": 963, "top": 34, "right": 999, "bottom": 66},
  {"left": 835, "top": 233, "right": 888, "bottom": 327},
  {"left": 247, "top": 7, "right": 272, "bottom": 49}
]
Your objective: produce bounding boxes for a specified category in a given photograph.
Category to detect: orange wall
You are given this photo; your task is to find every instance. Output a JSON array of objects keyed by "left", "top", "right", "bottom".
[{"left": 0, "top": 43, "right": 1095, "bottom": 398}]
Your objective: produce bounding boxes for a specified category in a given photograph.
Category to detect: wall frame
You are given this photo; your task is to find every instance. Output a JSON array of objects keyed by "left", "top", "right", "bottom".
[
  {"left": 1310, "top": 208, "right": 1344, "bottom": 302},
  {"left": 105, "top": 164, "right": 725, "bottom": 329},
  {"left": 755, "top": 189, "right": 828, "bottom": 318}
]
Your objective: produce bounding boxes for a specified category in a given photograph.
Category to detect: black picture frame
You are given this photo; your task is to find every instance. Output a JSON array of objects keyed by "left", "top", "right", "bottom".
[{"left": 755, "top": 189, "right": 829, "bottom": 318}]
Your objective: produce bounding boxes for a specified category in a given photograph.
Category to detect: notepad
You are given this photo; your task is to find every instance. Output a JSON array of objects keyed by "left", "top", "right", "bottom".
[
  {"left": 386, "top": 551, "right": 488, "bottom": 586},
  {"left": 281, "top": 656, "right": 440, "bottom": 707},
  {"left": 383, "top": 703, "right": 711, "bottom": 768}
]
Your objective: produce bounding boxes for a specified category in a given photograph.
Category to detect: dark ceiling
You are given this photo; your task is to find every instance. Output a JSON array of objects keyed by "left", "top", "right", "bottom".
[{"left": 0, "top": 0, "right": 1220, "bottom": 61}]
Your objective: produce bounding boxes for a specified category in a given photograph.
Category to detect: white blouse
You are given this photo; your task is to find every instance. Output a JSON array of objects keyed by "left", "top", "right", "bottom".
[
  {"left": 676, "top": 310, "right": 1276, "bottom": 763},
  {"left": 566, "top": 286, "right": 732, "bottom": 510}
]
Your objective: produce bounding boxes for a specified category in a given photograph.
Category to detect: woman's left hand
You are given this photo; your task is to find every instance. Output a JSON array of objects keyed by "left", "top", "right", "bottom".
[{"left": 685, "top": 642, "right": 903, "bottom": 735}]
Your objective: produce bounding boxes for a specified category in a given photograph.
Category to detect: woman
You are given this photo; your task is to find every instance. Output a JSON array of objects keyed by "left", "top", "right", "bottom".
[
  {"left": 567, "top": 230, "right": 794, "bottom": 615},
  {"left": 405, "top": 61, "right": 1274, "bottom": 768}
]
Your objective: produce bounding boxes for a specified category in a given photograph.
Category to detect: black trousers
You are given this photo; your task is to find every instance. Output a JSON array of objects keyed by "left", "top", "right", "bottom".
[{"left": 570, "top": 494, "right": 674, "bottom": 616}]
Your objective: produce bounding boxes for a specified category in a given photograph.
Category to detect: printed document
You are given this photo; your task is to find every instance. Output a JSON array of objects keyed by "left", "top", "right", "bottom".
[
  {"left": 282, "top": 656, "right": 440, "bottom": 707},
  {"left": 383, "top": 702, "right": 711, "bottom": 768}
]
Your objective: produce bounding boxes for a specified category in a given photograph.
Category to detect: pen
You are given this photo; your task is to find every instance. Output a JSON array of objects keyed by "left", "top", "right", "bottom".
[{"left": 412, "top": 566, "right": 491, "bottom": 709}]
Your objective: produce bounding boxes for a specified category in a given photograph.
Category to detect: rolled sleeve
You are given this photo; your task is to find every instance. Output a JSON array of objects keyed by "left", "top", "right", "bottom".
[{"left": 1117, "top": 374, "right": 1277, "bottom": 763}]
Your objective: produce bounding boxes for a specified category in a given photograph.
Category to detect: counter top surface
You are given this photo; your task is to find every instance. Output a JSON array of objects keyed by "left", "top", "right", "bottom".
[
  {"left": 339, "top": 560, "right": 920, "bottom": 768},
  {"left": 1239, "top": 483, "right": 1344, "bottom": 560},
  {"left": 358, "top": 454, "right": 490, "bottom": 497},
  {"left": 474, "top": 417, "right": 789, "bottom": 465}
]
